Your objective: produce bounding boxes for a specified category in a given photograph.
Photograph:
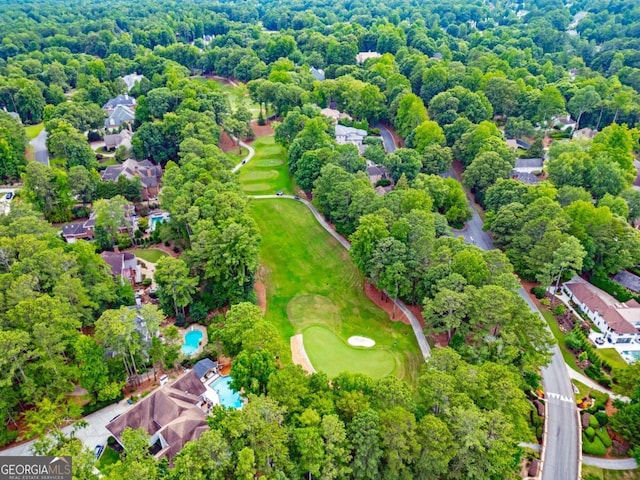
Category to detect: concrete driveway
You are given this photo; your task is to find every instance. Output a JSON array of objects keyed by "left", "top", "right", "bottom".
[{"left": 29, "top": 128, "right": 49, "bottom": 167}]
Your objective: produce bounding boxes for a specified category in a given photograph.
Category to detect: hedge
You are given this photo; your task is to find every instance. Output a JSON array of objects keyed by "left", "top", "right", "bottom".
[
  {"left": 590, "top": 273, "right": 634, "bottom": 302},
  {"left": 589, "top": 415, "right": 600, "bottom": 429},
  {"left": 595, "top": 428, "right": 612, "bottom": 448},
  {"left": 594, "top": 411, "right": 609, "bottom": 427},
  {"left": 582, "top": 434, "right": 607, "bottom": 456},
  {"left": 584, "top": 426, "right": 596, "bottom": 441}
]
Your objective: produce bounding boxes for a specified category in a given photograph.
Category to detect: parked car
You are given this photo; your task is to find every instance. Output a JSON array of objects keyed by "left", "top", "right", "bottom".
[
  {"left": 595, "top": 337, "right": 605, "bottom": 345},
  {"left": 94, "top": 444, "right": 104, "bottom": 460},
  {"left": 276, "top": 191, "right": 283, "bottom": 196},
  {"left": 294, "top": 195, "right": 300, "bottom": 200},
  {"left": 5, "top": 192, "right": 13, "bottom": 200},
  {"left": 159, "top": 374, "right": 169, "bottom": 386}
]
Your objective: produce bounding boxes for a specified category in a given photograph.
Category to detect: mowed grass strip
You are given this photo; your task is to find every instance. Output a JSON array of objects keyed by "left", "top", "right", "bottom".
[
  {"left": 131, "top": 248, "right": 168, "bottom": 263},
  {"left": 250, "top": 199, "right": 421, "bottom": 382},
  {"left": 239, "top": 136, "right": 293, "bottom": 195},
  {"left": 303, "top": 325, "right": 396, "bottom": 379}
]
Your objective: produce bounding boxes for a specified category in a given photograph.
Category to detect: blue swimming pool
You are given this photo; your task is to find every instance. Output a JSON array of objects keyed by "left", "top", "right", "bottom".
[
  {"left": 622, "top": 350, "right": 640, "bottom": 362},
  {"left": 150, "top": 215, "right": 169, "bottom": 231},
  {"left": 209, "top": 376, "right": 243, "bottom": 409},
  {"left": 181, "top": 330, "right": 202, "bottom": 356}
]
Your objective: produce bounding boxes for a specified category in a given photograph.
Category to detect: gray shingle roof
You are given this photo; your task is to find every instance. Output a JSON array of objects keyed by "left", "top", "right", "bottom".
[
  {"left": 102, "top": 94, "right": 137, "bottom": 110},
  {"left": 105, "top": 105, "right": 135, "bottom": 128},
  {"left": 193, "top": 358, "right": 217, "bottom": 379},
  {"left": 515, "top": 158, "right": 543, "bottom": 169}
]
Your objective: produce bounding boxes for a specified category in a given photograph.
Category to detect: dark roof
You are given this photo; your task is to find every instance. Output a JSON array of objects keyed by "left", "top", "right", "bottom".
[
  {"left": 103, "top": 94, "right": 137, "bottom": 110},
  {"left": 105, "top": 105, "right": 135, "bottom": 128},
  {"left": 512, "top": 171, "right": 540, "bottom": 184},
  {"left": 515, "top": 158, "right": 543, "bottom": 169},
  {"left": 101, "top": 165, "right": 124, "bottom": 182},
  {"left": 62, "top": 222, "right": 87, "bottom": 237},
  {"left": 101, "top": 251, "right": 124, "bottom": 276},
  {"left": 193, "top": 358, "right": 217, "bottom": 379}
]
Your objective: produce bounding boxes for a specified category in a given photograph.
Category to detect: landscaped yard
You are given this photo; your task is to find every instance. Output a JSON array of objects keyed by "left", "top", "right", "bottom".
[
  {"left": 238, "top": 136, "right": 294, "bottom": 195},
  {"left": 582, "top": 465, "right": 640, "bottom": 480},
  {"left": 248, "top": 199, "right": 421, "bottom": 383},
  {"left": 97, "top": 446, "right": 119, "bottom": 471},
  {"left": 24, "top": 122, "right": 44, "bottom": 140},
  {"left": 541, "top": 308, "right": 580, "bottom": 371},
  {"left": 131, "top": 248, "right": 168, "bottom": 263},
  {"left": 598, "top": 348, "right": 628, "bottom": 371}
]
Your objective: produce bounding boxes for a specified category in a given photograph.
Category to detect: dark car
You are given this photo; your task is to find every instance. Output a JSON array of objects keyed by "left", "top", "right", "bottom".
[
  {"left": 294, "top": 195, "right": 300, "bottom": 200},
  {"left": 94, "top": 445, "right": 104, "bottom": 460},
  {"left": 5, "top": 192, "right": 13, "bottom": 200},
  {"left": 595, "top": 337, "right": 605, "bottom": 345}
]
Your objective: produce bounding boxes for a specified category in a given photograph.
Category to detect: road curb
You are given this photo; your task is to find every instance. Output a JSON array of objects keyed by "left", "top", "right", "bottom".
[{"left": 538, "top": 398, "right": 549, "bottom": 479}]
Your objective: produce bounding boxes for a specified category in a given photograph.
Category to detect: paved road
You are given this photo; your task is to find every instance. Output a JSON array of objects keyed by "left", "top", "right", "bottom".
[
  {"left": 231, "top": 140, "right": 256, "bottom": 173},
  {"left": 566, "top": 366, "right": 631, "bottom": 402},
  {"left": 376, "top": 123, "right": 397, "bottom": 153},
  {"left": 250, "top": 194, "right": 431, "bottom": 359},
  {"left": 454, "top": 191, "right": 580, "bottom": 480},
  {"left": 29, "top": 128, "right": 49, "bottom": 167}
]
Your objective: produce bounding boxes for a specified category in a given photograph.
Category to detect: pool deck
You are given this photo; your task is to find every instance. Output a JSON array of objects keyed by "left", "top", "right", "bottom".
[{"left": 179, "top": 324, "right": 208, "bottom": 357}]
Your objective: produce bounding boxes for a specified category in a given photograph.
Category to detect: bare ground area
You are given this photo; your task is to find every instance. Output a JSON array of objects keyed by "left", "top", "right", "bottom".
[
  {"left": 219, "top": 131, "right": 238, "bottom": 152},
  {"left": 290, "top": 334, "right": 316, "bottom": 374},
  {"left": 250, "top": 120, "right": 275, "bottom": 138},
  {"left": 254, "top": 280, "right": 267, "bottom": 313},
  {"left": 364, "top": 281, "right": 410, "bottom": 325}
]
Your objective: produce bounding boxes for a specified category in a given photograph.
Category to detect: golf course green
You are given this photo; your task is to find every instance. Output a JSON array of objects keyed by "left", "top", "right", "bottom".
[{"left": 248, "top": 198, "right": 421, "bottom": 382}]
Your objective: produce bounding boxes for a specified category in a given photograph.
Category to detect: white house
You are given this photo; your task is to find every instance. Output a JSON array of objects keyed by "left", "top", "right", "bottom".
[
  {"left": 513, "top": 158, "right": 544, "bottom": 174},
  {"left": 335, "top": 124, "right": 367, "bottom": 151},
  {"left": 552, "top": 114, "right": 578, "bottom": 132},
  {"left": 356, "top": 51, "right": 381, "bottom": 65},
  {"left": 563, "top": 280, "right": 640, "bottom": 344}
]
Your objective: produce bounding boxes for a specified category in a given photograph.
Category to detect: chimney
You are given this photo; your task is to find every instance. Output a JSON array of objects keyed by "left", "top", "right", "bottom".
[{"left": 113, "top": 246, "right": 119, "bottom": 253}]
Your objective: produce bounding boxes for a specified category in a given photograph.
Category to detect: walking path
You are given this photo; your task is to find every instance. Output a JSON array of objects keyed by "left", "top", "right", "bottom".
[
  {"left": 249, "top": 194, "right": 431, "bottom": 360},
  {"left": 230, "top": 140, "right": 255, "bottom": 173},
  {"left": 566, "top": 367, "right": 630, "bottom": 402}
]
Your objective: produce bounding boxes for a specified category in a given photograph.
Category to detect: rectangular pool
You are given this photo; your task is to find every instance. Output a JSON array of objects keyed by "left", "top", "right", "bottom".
[{"left": 209, "top": 376, "right": 243, "bottom": 409}]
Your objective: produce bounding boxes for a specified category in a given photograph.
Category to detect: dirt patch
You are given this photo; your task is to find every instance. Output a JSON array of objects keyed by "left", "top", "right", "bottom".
[
  {"left": 219, "top": 131, "right": 238, "bottom": 152},
  {"left": 254, "top": 280, "right": 267, "bottom": 313},
  {"left": 365, "top": 281, "right": 411, "bottom": 325},
  {"left": 250, "top": 120, "right": 275, "bottom": 138},
  {"left": 291, "top": 334, "right": 316, "bottom": 374}
]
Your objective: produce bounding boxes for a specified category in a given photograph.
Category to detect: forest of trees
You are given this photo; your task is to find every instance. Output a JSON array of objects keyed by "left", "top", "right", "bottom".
[{"left": 1, "top": 0, "right": 640, "bottom": 477}]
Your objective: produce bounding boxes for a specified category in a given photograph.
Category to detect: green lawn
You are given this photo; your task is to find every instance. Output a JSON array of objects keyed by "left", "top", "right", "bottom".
[
  {"left": 226, "top": 147, "right": 249, "bottom": 164},
  {"left": 541, "top": 309, "right": 580, "bottom": 371},
  {"left": 193, "top": 77, "right": 264, "bottom": 119},
  {"left": 239, "top": 136, "right": 294, "bottom": 195},
  {"left": 249, "top": 199, "right": 421, "bottom": 383},
  {"left": 582, "top": 465, "right": 640, "bottom": 479},
  {"left": 97, "top": 446, "right": 119, "bottom": 471},
  {"left": 24, "top": 122, "right": 44, "bottom": 140},
  {"left": 598, "top": 348, "right": 629, "bottom": 372},
  {"left": 131, "top": 248, "right": 168, "bottom": 263}
]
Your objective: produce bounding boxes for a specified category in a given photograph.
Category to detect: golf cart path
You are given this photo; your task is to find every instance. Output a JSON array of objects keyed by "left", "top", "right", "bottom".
[
  {"left": 250, "top": 194, "right": 431, "bottom": 360},
  {"left": 231, "top": 140, "right": 255, "bottom": 173}
]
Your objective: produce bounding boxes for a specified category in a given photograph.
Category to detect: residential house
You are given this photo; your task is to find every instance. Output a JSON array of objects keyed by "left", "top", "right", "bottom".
[
  {"left": 100, "top": 250, "right": 141, "bottom": 285},
  {"left": 552, "top": 114, "right": 578, "bottom": 132},
  {"left": 366, "top": 163, "right": 388, "bottom": 185},
  {"left": 105, "top": 105, "right": 135, "bottom": 129},
  {"left": 335, "top": 124, "right": 367, "bottom": 153},
  {"left": 61, "top": 203, "right": 136, "bottom": 243},
  {"left": 513, "top": 158, "right": 544, "bottom": 174},
  {"left": 104, "top": 129, "right": 132, "bottom": 151},
  {"left": 2, "top": 107, "right": 21, "bottom": 122},
  {"left": 563, "top": 279, "right": 640, "bottom": 344},
  {"left": 511, "top": 171, "right": 540, "bottom": 185},
  {"left": 506, "top": 139, "right": 518, "bottom": 151},
  {"left": 320, "top": 108, "right": 352, "bottom": 123},
  {"left": 102, "top": 94, "right": 137, "bottom": 112},
  {"left": 101, "top": 158, "right": 163, "bottom": 201},
  {"left": 310, "top": 67, "right": 325, "bottom": 82},
  {"left": 356, "top": 51, "right": 381, "bottom": 65},
  {"left": 106, "top": 370, "right": 209, "bottom": 463},
  {"left": 573, "top": 128, "right": 598, "bottom": 140},
  {"left": 121, "top": 73, "right": 144, "bottom": 92}
]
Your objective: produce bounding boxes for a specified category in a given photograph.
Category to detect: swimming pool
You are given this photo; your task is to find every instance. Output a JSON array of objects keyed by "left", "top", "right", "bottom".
[
  {"left": 181, "top": 330, "right": 203, "bottom": 356},
  {"left": 209, "top": 376, "right": 243, "bottom": 409},
  {"left": 150, "top": 215, "right": 170, "bottom": 232},
  {"left": 622, "top": 350, "right": 640, "bottom": 362}
]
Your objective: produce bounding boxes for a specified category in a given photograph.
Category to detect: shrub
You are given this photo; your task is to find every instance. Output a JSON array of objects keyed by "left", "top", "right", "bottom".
[
  {"left": 589, "top": 415, "right": 600, "bottom": 429},
  {"left": 597, "top": 377, "right": 612, "bottom": 389},
  {"left": 142, "top": 278, "right": 152, "bottom": 287},
  {"left": 595, "top": 428, "right": 612, "bottom": 448},
  {"left": 540, "top": 298, "right": 550, "bottom": 306},
  {"left": 584, "top": 426, "right": 596, "bottom": 441},
  {"left": 531, "top": 286, "right": 546, "bottom": 299},
  {"left": 584, "top": 365, "right": 603, "bottom": 381},
  {"left": 582, "top": 435, "right": 607, "bottom": 456},
  {"left": 552, "top": 304, "right": 566, "bottom": 316},
  {"left": 174, "top": 313, "right": 186, "bottom": 327},
  {"left": 107, "top": 436, "right": 116, "bottom": 446},
  {"left": 565, "top": 331, "right": 584, "bottom": 351},
  {"left": 578, "top": 352, "right": 588, "bottom": 362}
]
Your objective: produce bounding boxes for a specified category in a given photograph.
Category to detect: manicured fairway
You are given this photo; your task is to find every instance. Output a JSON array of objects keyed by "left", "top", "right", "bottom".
[
  {"left": 249, "top": 199, "right": 421, "bottom": 382},
  {"left": 239, "top": 136, "right": 293, "bottom": 195}
]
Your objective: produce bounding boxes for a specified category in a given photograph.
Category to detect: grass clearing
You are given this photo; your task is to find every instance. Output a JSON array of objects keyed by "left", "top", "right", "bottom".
[
  {"left": 131, "top": 248, "right": 168, "bottom": 263},
  {"left": 97, "top": 446, "right": 119, "bottom": 471},
  {"left": 226, "top": 147, "right": 249, "bottom": 163},
  {"left": 239, "top": 136, "right": 293, "bottom": 195},
  {"left": 249, "top": 199, "right": 421, "bottom": 383},
  {"left": 24, "top": 123, "right": 44, "bottom": 140},
  {"left": 581, "top": 465, "right": 640, "bottom": 479},
  {"left": 598, "top": 348, "right": 628, "bottom": 371}
]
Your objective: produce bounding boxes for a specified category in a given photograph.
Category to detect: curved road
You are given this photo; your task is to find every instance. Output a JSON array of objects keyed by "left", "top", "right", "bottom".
[{"left": 250, "top": 194, "right": 431, "bottom": 360}]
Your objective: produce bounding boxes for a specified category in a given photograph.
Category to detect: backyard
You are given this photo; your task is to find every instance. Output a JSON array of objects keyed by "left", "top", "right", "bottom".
[
  {"left": 238, "top": 136, "right": 294, "bottom": 195},
  {"left": 248, "top": 199, "right": 421, "bottom": 383},
  {"left": 130, "top": 248, "right": 168, "bottom": 264}
]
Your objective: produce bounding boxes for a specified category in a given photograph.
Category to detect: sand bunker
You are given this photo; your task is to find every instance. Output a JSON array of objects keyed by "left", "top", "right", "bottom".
[{"left": 348, "top": 336, "right": 376, "bottom": 348}]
